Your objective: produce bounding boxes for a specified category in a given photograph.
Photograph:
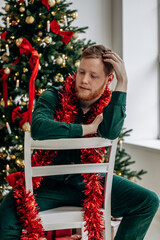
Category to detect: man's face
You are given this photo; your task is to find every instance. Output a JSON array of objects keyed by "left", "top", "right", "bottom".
[{"left": 75, "top": 58, "right": 110, "bottom": 104}]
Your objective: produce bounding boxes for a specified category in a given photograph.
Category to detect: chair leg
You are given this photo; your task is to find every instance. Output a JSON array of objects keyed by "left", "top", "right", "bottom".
[{"left": 81, "top": 222, "right": 88, "bottom": 240}]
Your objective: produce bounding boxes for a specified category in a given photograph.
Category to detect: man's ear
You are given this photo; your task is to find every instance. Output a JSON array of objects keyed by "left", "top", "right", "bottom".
[{"left": 106, "top": 73, "right": 114, "bottom": 85}]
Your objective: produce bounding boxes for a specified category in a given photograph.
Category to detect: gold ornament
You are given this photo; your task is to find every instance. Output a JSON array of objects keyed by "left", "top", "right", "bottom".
[
  {"left": 4, "top": 67, "right": 10, "bottom": 75},
  {"left": 48, "top": 0, "right": 55, "bottom": 7},
  {"left": 75, "top": 60, "right": 80, "bottom": 68},
  {"left": 56, "top": 57, "right": 63, "bottom": 65},
  {"left": 51, "top": 11, "right": 56, "bottom": 16},
  {"left": 21, "top": 101, "right": 27, "bottom": 106},
  {"left": 70, "top": 11, "right": 78, "bottom": 19},
  {"left": 43, "top": 36, "right": 52, "bottom": 44},
  {"left": 59, "top": 75, "right": 64, "bottom": 82},
  {"left": 69, "top": 45, "right": 73, "bottom": 50},
  {"left": 39, "top": 53, "right": 42, "bottom": 58},
  {"left": 7, "top": 97, "right": 13, "bottom": 106},
  {"left": 4, "top": 4, "right": 10, "bottom": 12},
  {"left": 15, "top": 135, "right": 19, "bottom": 140},
  {"left": 0, "top": 98, "right": 5, "bottom": 107},
  {"left": 16, "top": 37, "right": 23, "bottom": 47},
  {"left": 22, "top": 122, "right": 30, "bottom": 132},
  {"left": 23, "top": 68, "right": 28, "bottom": 73},
  {"left": 10, "top": 154, "right": 16, "bottom": 160},
  {"left": 19, "top": 6, "right": 25, "bottom": 13},
  {"left": 38, "top": 31, "right": 43, "bottom": 37},
  {"left": 2, "top": 53, "right": 10, "bottom": 63},
  {"left": 56, "top": 0, "right": 61, "bottom": 3},
  {"left": 128, "top": 177, "right": 137, "bottom": 183},
  {"left": 15, "top": 72, "right": 20, "bottom": 76},
  {"left": 25, "top": 16, "right": 35, "bottom": 24},
  {"left": 72, "top": 32, "right": 78, "bottom": 40}
]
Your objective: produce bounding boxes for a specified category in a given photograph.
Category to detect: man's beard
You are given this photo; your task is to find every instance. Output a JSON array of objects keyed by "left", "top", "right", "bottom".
[{"left": 75, "top": 82, "right": 106, "bottom": 102}]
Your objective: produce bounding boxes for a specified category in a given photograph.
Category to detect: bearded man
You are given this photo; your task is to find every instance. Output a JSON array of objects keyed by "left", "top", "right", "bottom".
[{"left": 0, "top": 45, "right": 159, "bottom": 240}]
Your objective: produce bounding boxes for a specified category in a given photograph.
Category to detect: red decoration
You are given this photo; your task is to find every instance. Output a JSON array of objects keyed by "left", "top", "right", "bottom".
[
  {"left": 12, "top": 106, "right": 29, "bottom": 128},
  {"left": 0, "top": 38, "right": 39, "bottom": 125},
  {"left": 50, "top": 20, "right": 74, "bottom": 44},
  {"left": 42, "top": 0, "right": 49, "bottom": 10},
  {"left": 18, "top": 38, "right": 39, "bottom": 123},
  {"left": 0, "top": 31, "right": 7, "bottom": 40},
  {"left": 0, "top": 57, "right": 21, "bottom": 107},
  {"left": 8, "top": 74, "right": 111, "bottom": 239}
]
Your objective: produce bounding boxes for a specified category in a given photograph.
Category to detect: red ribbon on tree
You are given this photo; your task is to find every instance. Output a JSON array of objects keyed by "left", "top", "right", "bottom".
[
  {"left": 0, "top": 31, "right": 7, "bottom": 40},
  {"left": 50, "top": 20, "right": 74, "bottom": 44},
  {"left": 42, "top": 0, "right": 49, "bottom": 10},
  {"left": 12, "top": 106, "right": 29, "bottom": 128},
  {"left": 0, "top": 57, "right": 21, "bottom": 107},
  {"left": 17, "top": 38, "right": 39, "bottom": 123},
  {"left": 0, "top": 38, "right": 39, "bottom": 124}
]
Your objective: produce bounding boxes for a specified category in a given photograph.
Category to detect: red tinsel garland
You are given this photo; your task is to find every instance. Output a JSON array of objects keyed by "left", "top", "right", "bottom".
[{"left": 8, "top": 74, "right": 111, "bottom": 239}]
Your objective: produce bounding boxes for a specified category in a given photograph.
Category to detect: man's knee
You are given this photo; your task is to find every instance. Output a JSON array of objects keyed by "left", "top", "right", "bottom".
[{"left": 146, "top": 191, "right": 160, "bottom": 216}]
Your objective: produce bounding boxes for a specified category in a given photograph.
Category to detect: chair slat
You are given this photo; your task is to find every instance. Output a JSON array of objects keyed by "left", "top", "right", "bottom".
[
  {"left": 31, "top": 163, "right": 109, "bottom": 177},
  {"left": 31, "top": 137, "right": 112, "bottom": 150}
]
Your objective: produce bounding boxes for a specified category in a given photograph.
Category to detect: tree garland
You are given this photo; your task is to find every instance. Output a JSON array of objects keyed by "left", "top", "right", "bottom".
[{"left": 7, "top": 74, "right": 111, "bottom": 239}]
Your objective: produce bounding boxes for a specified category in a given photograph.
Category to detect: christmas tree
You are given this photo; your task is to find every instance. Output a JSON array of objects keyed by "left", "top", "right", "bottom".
[
  {"left": 114, "top": 128, "right": 147, "bottom": 181},
  {"left": 0, "top": 0, "right": 94, "bottom": 201}
]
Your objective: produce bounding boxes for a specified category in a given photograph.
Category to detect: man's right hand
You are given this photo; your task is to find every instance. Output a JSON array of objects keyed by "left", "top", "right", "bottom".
[{"left": 82, "top": 114, "right": 103, "bottom": 136}]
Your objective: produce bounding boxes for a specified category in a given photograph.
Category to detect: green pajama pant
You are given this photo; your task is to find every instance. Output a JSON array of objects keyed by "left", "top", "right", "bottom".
[{"left": 0, "top": 175, "right": 159, "bottom": 240}]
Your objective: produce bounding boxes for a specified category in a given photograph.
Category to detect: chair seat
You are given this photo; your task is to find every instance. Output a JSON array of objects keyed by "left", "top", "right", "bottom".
[
  {"left": 39, "top": 206, "right": 105, "bottom": 231},
  {"left": 40, "top": 206, "right": 84, "bottom": 231}
]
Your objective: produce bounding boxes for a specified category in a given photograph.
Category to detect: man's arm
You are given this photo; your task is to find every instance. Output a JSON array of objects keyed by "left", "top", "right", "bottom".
[{"left": 31, "top": 87, "right": 83, "bottom": 140}]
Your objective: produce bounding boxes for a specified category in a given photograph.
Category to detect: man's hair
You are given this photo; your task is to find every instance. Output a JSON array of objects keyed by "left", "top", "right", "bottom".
[{"left": 81, "top": 45, "right": 113, "bottom": 75}]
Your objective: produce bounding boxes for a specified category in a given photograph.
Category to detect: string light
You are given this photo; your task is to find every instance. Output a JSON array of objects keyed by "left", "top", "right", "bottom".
[
  {"left": 6, "top": 122, "right": 11, "bottom": 134},
  {"left": 6, "top": 17, "right": 9, "bottom": 28}
]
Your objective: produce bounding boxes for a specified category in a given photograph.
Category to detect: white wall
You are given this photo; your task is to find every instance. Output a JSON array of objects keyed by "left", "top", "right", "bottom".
[
  {"left": 71, "top": 0, "right": 112, "bottom": 48},
  {"left": 122, "top": 0, "right": 159, "bottom": 140},
  {"left": 124, "top": 143, "right": 160, "bottom": 240}
]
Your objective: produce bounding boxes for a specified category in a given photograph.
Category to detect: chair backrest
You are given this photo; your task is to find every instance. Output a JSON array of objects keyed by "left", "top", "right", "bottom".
[{"left": 24, "top": 131, "right": 117, "bottom": 218}]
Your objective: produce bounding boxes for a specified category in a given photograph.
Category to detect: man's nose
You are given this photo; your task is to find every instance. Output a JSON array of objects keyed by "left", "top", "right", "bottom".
[{"left": 81, "top": 74, "right": 89, "bottom": 84}]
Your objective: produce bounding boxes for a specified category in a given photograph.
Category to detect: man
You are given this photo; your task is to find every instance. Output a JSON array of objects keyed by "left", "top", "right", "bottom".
[{"left": 0, "top": 45, "right": 159, "bottom": 240}]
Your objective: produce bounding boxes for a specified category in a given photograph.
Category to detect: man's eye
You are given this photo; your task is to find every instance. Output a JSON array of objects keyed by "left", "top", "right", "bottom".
[
  {"left": 80, "top": 71, "right": 85, "bottom": 74},
  {"left": 91, "top": 75, "right": 97, "bottom": 78}
]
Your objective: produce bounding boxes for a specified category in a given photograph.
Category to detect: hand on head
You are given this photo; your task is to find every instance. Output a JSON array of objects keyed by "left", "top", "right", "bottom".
[{"left": 102, "top": 51, "right": 128, "bottom": 92}]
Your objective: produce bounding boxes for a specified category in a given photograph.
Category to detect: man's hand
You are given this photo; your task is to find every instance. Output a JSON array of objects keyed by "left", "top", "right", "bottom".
[
  {"left": 82, "top": 114, "right": 103, "bottom": 136},
  {"left": 103, "top": 51, "right": 128, "bottom": 92}
]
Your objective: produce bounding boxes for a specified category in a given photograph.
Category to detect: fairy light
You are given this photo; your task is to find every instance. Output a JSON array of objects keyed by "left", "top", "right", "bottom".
[
  {"left": 16, "top": 79, "right": 19, "bottom": 88},
  {"left": 6, "top": 164, "right": 9, "bottom": 176},
  {"left": 24, "top": 0, "right": 28, "bottom": 6},
  {"left": 6, "top": 122, "right": 11, "bottom": 134},
  {"left": 47, "top": 20, "right": 50, "bottom": 32},
  {"left": 5, "top": 44, "right": 10, "bottom": 56},
  {"left": 6, "top": 17, "right": 9, "bottom": 28}
]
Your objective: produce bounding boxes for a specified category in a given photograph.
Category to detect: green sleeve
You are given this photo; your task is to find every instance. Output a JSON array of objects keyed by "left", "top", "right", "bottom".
[
  {"left": 97, "top": 91, "right": 127, "bottom": 139},
  {"left": 31, "top": 87, "right": 83, "bottom": 140}
]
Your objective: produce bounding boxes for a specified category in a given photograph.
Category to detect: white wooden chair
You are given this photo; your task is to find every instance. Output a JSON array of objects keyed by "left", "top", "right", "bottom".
[{"left": 24, "top": 132, "right": 118, "bottom": 240}]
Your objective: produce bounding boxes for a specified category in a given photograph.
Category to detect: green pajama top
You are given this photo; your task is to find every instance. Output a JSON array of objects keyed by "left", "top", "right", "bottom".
[{"left": 31, "top": 87, "right": 127, "bottom": 187}]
